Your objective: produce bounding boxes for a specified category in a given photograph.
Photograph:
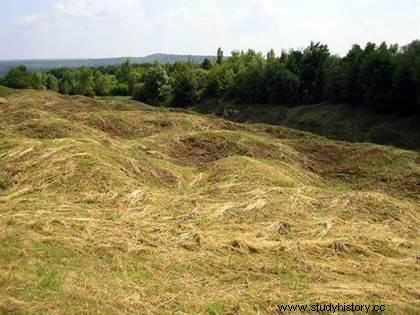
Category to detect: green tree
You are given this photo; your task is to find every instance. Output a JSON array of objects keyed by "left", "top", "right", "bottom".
[
  {"left": 58, "top": 70, "right": 76, "bottom": 94},
  {"left": 132, "top": 83, "right": 145, "bottom": 101},
  {"left": 46, "top": 74, "right": 59, "bottom": 91},
  {"left": 59, "top": 79, "right": 72, "bottom": 95},
  {"left": 300, "top": 42, "right": 330, "bottom": 103},
  {"left": 206, "top": 65, "right": 234, "bottom": 98},
  {"left": 201, "top": 58, "right": 212, "bottom": 70},
  {"left": 31, "top": 72, "right": 45, "bottom": 90},
  {"left": 172, "top": 68, "right": 207, "bottom": 107},
  {"left": 94, "top": 71, "right": 117, "bottom": 96},
  {"left": 133, "top": 64, "right": 171, "bottom": 105},
  {"left": 266, "top": 49, "right": 276, "bottom": 61},
  {"left": 265, "top": 60, "right": 300, "bottom": 105},
  {"left": 230, "top": 50, "right": 266, "bottom": 102},
  {"left": 342, "top": 44, "right": 364, "bottom": 104},
  {"left": 114, "top": 59, "right": 137, "bottom": 94},
  {"left": 324, "top": 55, "right": 345, "bottom": 102},
  {"left": 118, "top": 59, "right": 132, "bottom": 82},
  {"left": 112, "top": 83, "right": 130, "bottom": 96},
  {"left": 391, "top": 40, "right": 420, "bottom": 114},
  {"left": 360, "top": 42, "right": 396, "bottom": 110},
  {"left": 74, "top": 67, "right": 95, "bottom": 97},
  {"left": 3, "top": 65, "right": 32, "bottom": 89},
  {"left": 216, "top": 48, "right": 223, "bottom": 65},
  {"left": 286, "top": 49, "right": 303, "bottom": 76}
]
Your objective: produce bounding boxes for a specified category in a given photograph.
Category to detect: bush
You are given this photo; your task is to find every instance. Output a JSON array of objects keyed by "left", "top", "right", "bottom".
[
  {"left": 112, "top": 83, "right": 130, "bottom": 96},
  {"left": 132, "top": 83, "right": 145, "bottom": 101},
  {"left": 3, "top": 65, "right": 32, "bottom": 89}
]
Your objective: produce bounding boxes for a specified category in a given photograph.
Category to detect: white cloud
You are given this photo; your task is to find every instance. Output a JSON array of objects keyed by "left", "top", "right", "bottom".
[
  {"left": 13, "top": 13, "right": 48, "bottom": 27},
  {"left": 0, "top": 0, "right": 418, "bottom": 59}
]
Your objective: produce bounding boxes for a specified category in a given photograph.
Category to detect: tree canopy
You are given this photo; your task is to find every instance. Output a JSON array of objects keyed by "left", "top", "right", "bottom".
[{"left": 1, "top": 40, "right": 419, "bottom": 115}]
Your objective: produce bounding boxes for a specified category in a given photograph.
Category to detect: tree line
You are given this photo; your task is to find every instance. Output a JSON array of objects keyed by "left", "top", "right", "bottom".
[{"left": 1, "top": 40, "right": 418, "bottom": 115}]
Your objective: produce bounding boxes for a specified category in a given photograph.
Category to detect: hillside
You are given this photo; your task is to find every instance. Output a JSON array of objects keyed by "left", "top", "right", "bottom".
[
  {"left": 195, "top": 100, "right": 420, "bottom": 150},
  {"left": 0, "top": 54, "right": 216, "bottom": 75},
  {"left": 0, "top": 90, "right": 419, "bottom": 314}
]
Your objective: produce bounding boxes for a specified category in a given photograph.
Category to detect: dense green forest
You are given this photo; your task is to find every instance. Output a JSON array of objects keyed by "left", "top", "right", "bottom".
[{"left": 1, "top": 40, "right": 419, "bottom": 115}]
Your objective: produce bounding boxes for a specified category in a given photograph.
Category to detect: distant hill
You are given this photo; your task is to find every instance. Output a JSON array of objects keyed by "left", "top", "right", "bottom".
[{"left": 0, "top": 53, "right": 216, "bottom": 75}]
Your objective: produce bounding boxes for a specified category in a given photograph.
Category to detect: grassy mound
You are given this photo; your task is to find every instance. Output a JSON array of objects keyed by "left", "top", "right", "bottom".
[
  {"left": 170, "top": 131, "right": 288, "bottom": 165},
  {"left": 0, "top": 85, "right": 17, "bottom": 97},
  {"left": 0, "top": 90, "right": 419, "bottom": 314}
]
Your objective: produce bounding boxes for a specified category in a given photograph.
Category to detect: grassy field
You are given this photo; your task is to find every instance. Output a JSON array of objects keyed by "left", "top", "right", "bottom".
[{"left": 0, "top": 90, "right": 419, "bottom": 314}]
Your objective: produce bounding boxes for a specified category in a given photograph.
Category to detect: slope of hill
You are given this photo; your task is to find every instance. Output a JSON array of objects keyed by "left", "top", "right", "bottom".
[
  {"left": 0, "top": 90, "right": 419, "bottom": 314},
  {"left": 196, "top": 100, "right": 420, "bottom": 150},
  {"left": 0, "top": 54, "right": 216, "bottom": 75}
]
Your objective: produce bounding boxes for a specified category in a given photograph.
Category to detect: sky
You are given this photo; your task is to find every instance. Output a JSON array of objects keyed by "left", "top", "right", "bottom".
[{"left": 0, "top": 0, "right": 419, "bottom": 60}]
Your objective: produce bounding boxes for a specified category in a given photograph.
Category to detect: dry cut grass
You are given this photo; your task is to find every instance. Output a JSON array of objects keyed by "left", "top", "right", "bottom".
[{"left": 0, "top": 90, "right": 419, "bottom": 314}]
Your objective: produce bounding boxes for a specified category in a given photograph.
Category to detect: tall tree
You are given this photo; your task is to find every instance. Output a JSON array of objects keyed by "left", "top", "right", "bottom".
[
  {"left": 300, "top": 42, "right": 330, "bottom": 103},
  {"left": 342, "top": 44, "right": 364, "bottom": 104},
  {"left": 46, "top": 74, "right": 59, "bottom": 91},
  {"left": 216, "top": 48, "right": 223, "bottom": 65},
  {"left": 391, "top": 40, "right": 420, "bottom": 114},
  {"left": 75, "top": 67, "right": 95, "bottom": 97},
  {"left": 360, "top": 42, "right": 396, "bottom": 110}
]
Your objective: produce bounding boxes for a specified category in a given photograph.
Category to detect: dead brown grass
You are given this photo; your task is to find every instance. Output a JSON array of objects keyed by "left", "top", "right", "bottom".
[{"left": 0, "top": 90, "right": 419, "bottom": 314}]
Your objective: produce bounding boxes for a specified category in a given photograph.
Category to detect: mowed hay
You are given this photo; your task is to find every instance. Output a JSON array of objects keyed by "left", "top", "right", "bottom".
[
  {"left": 0, "top": 138, "right": 181, "bottom": 205},
  {"left": 69, "top": 111, "right": 173, "bottom": 139},
  {"left": 13, "top": 119, "right": 91, "bottom": 140},
  {"left": 169, "top": 130, "right": 293, "bottom": 166},
  {"left": 285, "top": 138, "right": 420, "bottom": 197},
  {"left": 205, "top": 155, "right": 317, "bottom": 189},
  {"left": 0, "top": 90, "right": 419, "bottom": 314}
]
